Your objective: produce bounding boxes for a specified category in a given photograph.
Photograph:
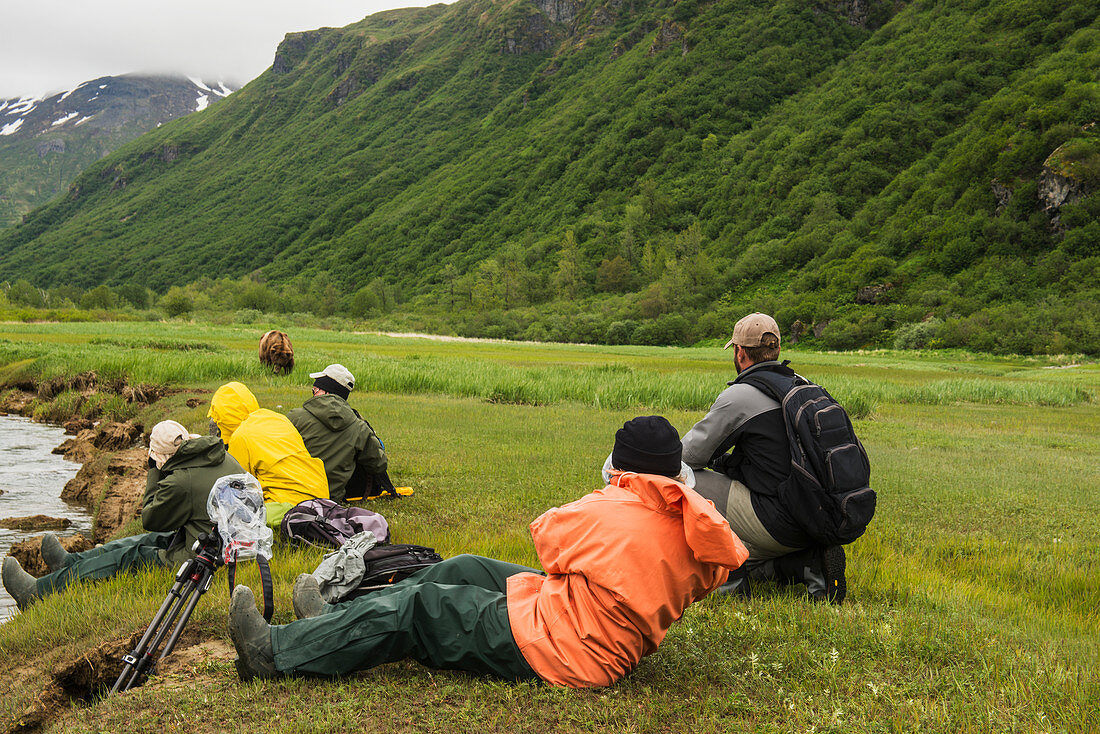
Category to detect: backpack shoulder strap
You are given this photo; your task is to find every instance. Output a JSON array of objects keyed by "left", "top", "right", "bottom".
[{"left": 733, "top": 360, "right": 801, "bottom": 404}]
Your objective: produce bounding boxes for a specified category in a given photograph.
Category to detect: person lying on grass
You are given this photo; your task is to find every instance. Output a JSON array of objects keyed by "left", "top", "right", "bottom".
[
  {"left": 2, "top": 420, "right": 243, "bottom": 610},
  {"left": 229, "top": 415, "right": 749, "bottom": 687}
]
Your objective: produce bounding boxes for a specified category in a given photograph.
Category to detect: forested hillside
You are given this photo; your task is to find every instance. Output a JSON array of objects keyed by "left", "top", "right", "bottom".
[{"left": 0, "top": 0, "right": 1097, "bottom": 353}]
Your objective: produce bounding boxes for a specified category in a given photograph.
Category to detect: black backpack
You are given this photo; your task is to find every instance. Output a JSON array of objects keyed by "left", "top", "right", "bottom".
[
  {"left": 344, "top": 543, "right": 444, "bottom": 600},
  {"left": 736, "top": 362, "right": 876, "bottom": 546}
]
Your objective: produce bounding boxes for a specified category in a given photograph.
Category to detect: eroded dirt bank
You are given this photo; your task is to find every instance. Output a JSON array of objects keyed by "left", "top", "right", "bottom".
[
  {"left": 0, "top": 371, "right": 188, "bottom": 545},
  {"left": 1, "top": 372, "right": 226, "bottom": 733}
]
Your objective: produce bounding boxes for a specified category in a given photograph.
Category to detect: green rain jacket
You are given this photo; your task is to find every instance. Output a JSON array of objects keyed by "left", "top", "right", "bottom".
[
  {"left": 141, "top": 435, "right": 246, "bottom": 565},
  {"left": 287, "top": 394, "right": 387, "bottom": 502}
]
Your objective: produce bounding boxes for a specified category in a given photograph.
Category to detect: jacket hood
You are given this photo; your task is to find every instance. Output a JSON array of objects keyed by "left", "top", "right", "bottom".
[
  {"left": 302, "top": 394, "right": 357, "bottom": 431},
  {"left": 161, "top": 435, "right": 227, "bottom": 472},
  {"left": 609, "top": 472, "right": 748, "bottom": 569},
  {"left": 208, "top": 382, "right": 259, "bottom": 442}
]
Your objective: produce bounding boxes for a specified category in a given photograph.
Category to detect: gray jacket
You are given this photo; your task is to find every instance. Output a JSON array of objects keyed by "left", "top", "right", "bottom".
[{"left": 681, "top": 360, "right": 805, "bottom": 546}]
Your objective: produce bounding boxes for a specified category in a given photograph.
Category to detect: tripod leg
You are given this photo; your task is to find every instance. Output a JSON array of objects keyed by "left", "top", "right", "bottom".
[
  {"left": 120, "top": 578, "right": 200, "bottom": 691},
  {"left": 110, "top": 572, "right": 191, "bottom": 694},
  {"left": 159, "top": 565, "right": 215, "bottom": 660}
]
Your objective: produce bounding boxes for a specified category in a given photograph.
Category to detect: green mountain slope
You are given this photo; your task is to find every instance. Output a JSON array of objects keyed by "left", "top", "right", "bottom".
[{"left": 0, "top": 0, "right": 1097, "bottom": 353}]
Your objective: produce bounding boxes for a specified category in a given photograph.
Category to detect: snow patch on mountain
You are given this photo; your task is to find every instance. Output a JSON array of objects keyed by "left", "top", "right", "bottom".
[
  {"left": 51, "top": 112, "right": 80, "bottom": 127},
  {"left": 0, "top": 118, "right": 24, "bottom": 136},
  {"left": 6, "top": 97, "right": 39, "bottom": 116},
  {"left": 58, "top": 83, "right": 87, "bottom": 102}
]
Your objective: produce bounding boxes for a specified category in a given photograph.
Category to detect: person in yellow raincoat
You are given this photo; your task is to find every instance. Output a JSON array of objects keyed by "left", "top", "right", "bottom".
[{"left": 208, "top": 381, "right": 328, "bottom": 506}]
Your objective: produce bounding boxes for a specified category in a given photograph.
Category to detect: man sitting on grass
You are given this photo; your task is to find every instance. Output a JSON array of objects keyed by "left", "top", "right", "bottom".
[
  {"left": 681, "top": 312, "right": 848, "bottom": 602},
  {"left": 287, "top": 363, "right": 396, "bottom": 503},
  {"left": 208, "top": 381, "right": 328, "bottom": 507},
  {"left": 2, "top": 420, "right": 243, "bottom": 610},
  {"left": 228, "top": 415, "right": 749, "bottom": 687}
]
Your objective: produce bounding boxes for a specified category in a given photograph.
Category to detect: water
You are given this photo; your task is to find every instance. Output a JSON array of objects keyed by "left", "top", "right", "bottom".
[{"left": 0, "top": 416, "right": 90, "bottom": 622}]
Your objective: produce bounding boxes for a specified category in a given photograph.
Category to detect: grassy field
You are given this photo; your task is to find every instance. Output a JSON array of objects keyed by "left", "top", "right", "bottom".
[{"left": 0, "top": 321, "right": 1097, "bottom": 733}]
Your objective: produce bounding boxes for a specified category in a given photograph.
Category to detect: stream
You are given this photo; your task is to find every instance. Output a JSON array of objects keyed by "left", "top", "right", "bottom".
[{"left": 0, "top": 416, "right": 90, "bottom": 622}]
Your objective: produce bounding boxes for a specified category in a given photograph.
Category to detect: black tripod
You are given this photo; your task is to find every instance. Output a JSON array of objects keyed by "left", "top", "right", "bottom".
[{"left": 111, "top": 530, "right": 223, "bottom": 694}]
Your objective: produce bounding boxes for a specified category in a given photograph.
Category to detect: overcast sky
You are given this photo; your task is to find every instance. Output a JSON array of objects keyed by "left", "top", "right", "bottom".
[{"left": 0, "top": 0, "right": 444, "bottom": 99}]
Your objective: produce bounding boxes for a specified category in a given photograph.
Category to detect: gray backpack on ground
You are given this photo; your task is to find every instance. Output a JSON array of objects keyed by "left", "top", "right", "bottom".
[{"left": 280, "top": 498, "right": 390, "bottom": 548}]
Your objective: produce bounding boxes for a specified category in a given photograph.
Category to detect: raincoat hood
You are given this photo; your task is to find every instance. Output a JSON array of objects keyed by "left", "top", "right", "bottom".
[
  {"left": 302, "top": 394, "right": 357, "bottom": 432},
  {"left": 606, "top": 471, "right": 748, "bottom": 568},
  {"left": 208, "top": 382, "right": 260, "bottom": 443}
]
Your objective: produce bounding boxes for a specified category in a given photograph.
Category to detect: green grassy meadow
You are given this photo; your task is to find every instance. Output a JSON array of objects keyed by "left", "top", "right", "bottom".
[{"left": 0, "top": 322, "right": 1097, "bottom": 733}]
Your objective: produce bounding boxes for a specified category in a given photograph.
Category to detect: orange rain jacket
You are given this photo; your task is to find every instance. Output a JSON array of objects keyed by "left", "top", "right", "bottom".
[{"left": 506, "top": 471, "right": 748, "bottom": 688}]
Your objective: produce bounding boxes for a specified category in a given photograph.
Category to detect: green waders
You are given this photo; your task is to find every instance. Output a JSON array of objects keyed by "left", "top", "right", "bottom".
[
  {"left": 35, "top": 531, "right": 175, "bottom": 597},
  {"left": 271, "top": 554, "right": 540, "bottom": 682}
]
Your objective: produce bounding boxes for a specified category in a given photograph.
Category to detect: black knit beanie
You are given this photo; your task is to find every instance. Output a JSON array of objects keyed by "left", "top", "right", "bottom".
[
  {"left": 612, "top": 416, "right": 682, "bottom": 477},
  {"left": 313, "top": 375, "right": 351, "bottom": 400}
]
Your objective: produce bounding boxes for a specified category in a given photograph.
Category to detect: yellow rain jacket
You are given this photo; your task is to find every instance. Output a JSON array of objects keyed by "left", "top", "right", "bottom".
[
  {"left": 209, "top": 383, "right": 329, "bottom": 505},
  {"left": 208, "top": 381, "right": 260, "bottom": 443}
]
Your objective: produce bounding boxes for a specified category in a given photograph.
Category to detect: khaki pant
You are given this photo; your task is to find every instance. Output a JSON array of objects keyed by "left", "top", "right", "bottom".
[{"left": 692, "top": 469, "right": 798, "bottom": 562}]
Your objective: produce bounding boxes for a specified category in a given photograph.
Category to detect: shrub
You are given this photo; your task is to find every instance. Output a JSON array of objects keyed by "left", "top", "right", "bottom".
[
  {"left": 633, "top": 314, "right": 690, "bottom": 346},
  {"left": 604, "top": 320, "right": 639, "bottom": 345},
  {"left": 893, "top": 318, "right": 944, "bottom": 350},
  {"left": 234, "top": 308, "right": 263, "bottom": 324},
  {"left": 159, "top": 286, "right": 194, "bottom": 318}
]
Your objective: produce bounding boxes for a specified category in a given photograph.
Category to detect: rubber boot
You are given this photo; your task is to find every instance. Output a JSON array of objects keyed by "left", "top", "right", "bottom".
[
  {"left": 749, "top": 546, "right": 846, "bottom": 604},
  {"left": 40, "top": 533, "right": 72, "bottom": 572},
  {"left": 228, "top": 586, "right": 279, "bottom": 680},
  {"left": 710, "top": 565, "right": 751, "bottom": 600},
  {"left": 2, "top": 557, "right": 41, "bottom": 610},
  {"left": 292, "top": 573, "right": 326, "bottom": 620}
]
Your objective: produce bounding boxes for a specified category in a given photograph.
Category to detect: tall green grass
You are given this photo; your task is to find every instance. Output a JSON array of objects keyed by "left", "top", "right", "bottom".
[{"left": 1, "top": 324, "right": 1094, "bottom": 419}]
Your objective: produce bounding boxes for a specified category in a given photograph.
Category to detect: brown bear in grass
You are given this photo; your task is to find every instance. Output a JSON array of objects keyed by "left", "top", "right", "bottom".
[{"left": 259, "top": 330, "right": 294, "bottom": 374}]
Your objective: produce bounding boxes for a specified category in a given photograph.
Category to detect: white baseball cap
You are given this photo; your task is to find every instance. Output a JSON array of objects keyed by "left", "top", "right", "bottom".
[{"left": 309, "top": 363, "right": 355, "bottom": 392}]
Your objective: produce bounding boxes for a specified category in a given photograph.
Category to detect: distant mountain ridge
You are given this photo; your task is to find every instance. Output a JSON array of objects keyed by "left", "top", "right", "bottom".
[
  {"left": 0, "top": 75, "right": 235, "bottom": 225},
  {"left": 0, "top": 0, "right": 1097, "bottom": 353}
]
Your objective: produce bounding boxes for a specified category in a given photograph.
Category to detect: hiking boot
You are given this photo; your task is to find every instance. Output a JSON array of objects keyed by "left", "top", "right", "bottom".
[
  {"left": 750, "top": 547, "right": 846, "bottom": 604},
  {"left": 2, "top": 557, "right": 40, "bottom": 610},
  {"left": 292, "top": 573, "right": 326, "bottom": 620},
  {"left": 711, "top": 566, "right": 752, "bottom": 601},
  {"left": 40, "top": 533, "right": 71, "bottom": 572},
  {"left": 228, "top": 586, "right": 278, "bottom": 681},
  {"left": 811, "top": 545, "right": 847, "bottom": 605}
]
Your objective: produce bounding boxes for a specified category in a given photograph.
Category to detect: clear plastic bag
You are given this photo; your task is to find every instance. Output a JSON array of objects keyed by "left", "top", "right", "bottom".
[{"left": 206, "top": 473, "right": 273, "bottom": 563}]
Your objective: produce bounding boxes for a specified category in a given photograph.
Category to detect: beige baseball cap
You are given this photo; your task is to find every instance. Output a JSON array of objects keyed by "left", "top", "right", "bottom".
[
  {"left": 149, "top": 420, "right": 199, "bottom": 469},
  {"left": 724, "top": 313, "right": 781, "bottom": 349}
]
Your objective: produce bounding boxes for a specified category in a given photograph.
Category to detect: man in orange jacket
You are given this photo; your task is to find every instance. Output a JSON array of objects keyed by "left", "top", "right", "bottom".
[{"left": 228, "top": 415, "right": 748, "bottom": 687}]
